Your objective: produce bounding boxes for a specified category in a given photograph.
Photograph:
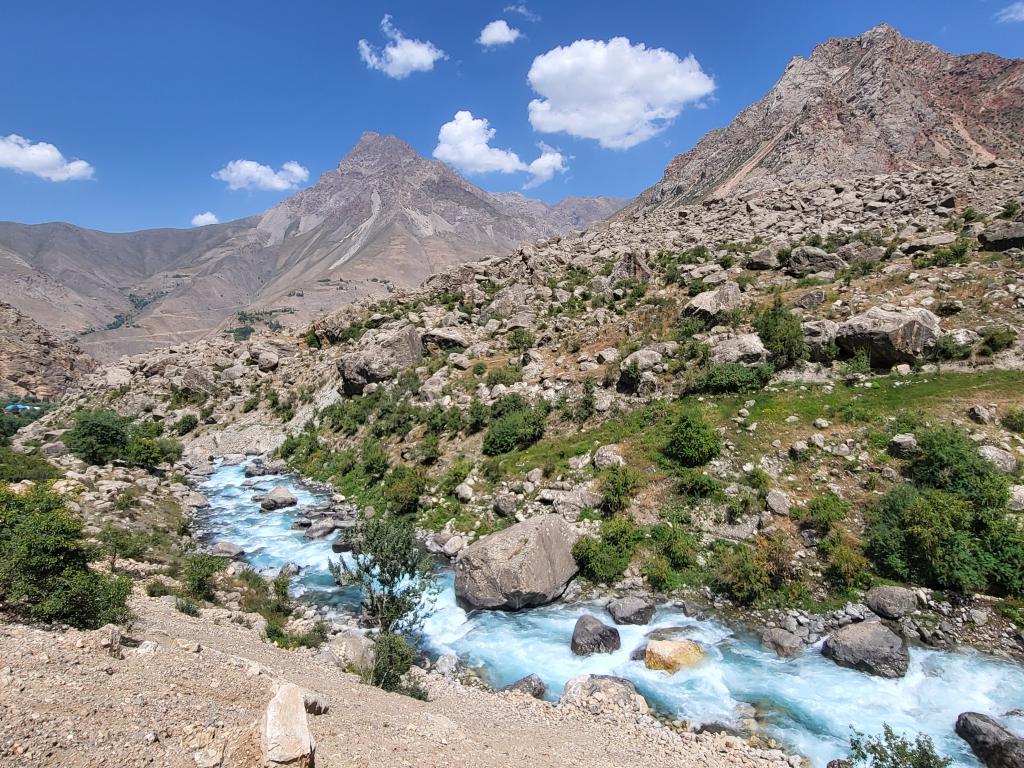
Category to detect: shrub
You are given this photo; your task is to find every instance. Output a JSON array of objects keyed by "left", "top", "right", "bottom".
[
  {"left": 465, "top": 400, "right": 489, "bottom": 433},
  {"left": 714, "top": 544, "right": 770, "bottom": 605},
  {"left": 482, "top": 407, "right": 546, "bottom": 455},
  {"left": 97, "top": 524, "right": 149, "bottom": 571},
  {"left": 0, "top": 487, "right": 131, "bottom": 628},
  {"left": 840, "top": 348, "right": 872, "bottom": 376},
  {"left": 361, "top": 439, "right": 389, "bottom": 480},
  {"left": 486, "top": 365, "right": 522, "bottom": 387},
  {"left": 792, "top": 493, "right": 850, "bottom": 535},
  {"left": 573, "top": 378, "right": 596, "bottom": 424},
  {"left": 64, "top": 409, "right": 130, "bottom": 465},
  {"left": 175, "top": 597, "right": 200, "bottom": 617},
  {"left": 123, "top": 434, "right": 182, "bottom": 469},
  {"left": 600, "top": 465, "right": 641, "bottom": 514},
  {"left": 1003, "top": 407, "right": 1024, "bottom": 434},
  {"left": 370, "top": 632, "right": 416, "bottom": 692},
  {"left": 998, "top": 200, "right": 1022, "bottom": 221},
  {"left": 911, "top": 237, "right": 975, "bottom": 269},
  {"left": 676, "top": 469, "right": 720, "bottom": 500},
  {"left": 663, "top": 410, "right": 721, "bottom": 468},
  {"left": 643, "top": 554, "right": 677, "bottom": 591},
  {"left": 172, "top": 414, "right": 199, "bottom": 435},
  {"left": 822, "top": 532, "right": 871, "bottom": 593},
  {"left": 753, "top": 297, "right": 807, "bottom": 369},
  {"left": 507, "top": 327, "right": 535, "bottom": 352},
  {"left": 0, "top": 446, "right": 59, "bottom": 483},
  {"left": 383, "top": 465, "right": 426, "bottom": 515},
  {"left": 934, "top": 334, "right": 972, "bottom": 361},
  {"left": 690, "top": 363, "right": 773, "bottom": 394},
  {"left": 848, "top": 725, "right": 951, "bottom": 768},
  {"left": 180, "top": 553, "right": 226, "bottom": 601},
  {"left": 572, "top": 517, "right": 643, "bottom": 584},
  {"left": 471, "top": 361, "right": 487, "bottom": 376},
  {"left": 977, "top": 325, "right": 1017, "bottom": 356},
  {"left": 908, "top": 427, "right": 1009, "bottom": 511}
]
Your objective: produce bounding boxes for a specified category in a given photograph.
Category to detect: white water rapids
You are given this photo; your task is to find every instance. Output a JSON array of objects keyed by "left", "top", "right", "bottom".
[{"left": 198, "top": 462, "right": 1024, "bottom": 767}]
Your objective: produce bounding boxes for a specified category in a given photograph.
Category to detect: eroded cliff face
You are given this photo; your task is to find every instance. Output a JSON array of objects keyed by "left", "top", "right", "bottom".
[
  {"left": 635, "top": 24, "right": 1024, "bottom": 211},
  {"left": 0, "top": 301, "right": 96, "bottom": 399}
]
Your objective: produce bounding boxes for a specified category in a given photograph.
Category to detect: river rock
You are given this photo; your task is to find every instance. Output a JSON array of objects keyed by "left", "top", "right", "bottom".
[
  {"left": 210, "top": 541, "right": 245, "bottom": 559},
  {"left": 262, "top": 683, "right": 316, "bottom": 767},
  {"left": 502, "top": 673, "right": 547, "bottom": 699},
  {"left": 866, "top": 585, "right": 918, "bottom": 619},
  {"left": 644, "top": 639, "right": 704, "bottom": 673},
  {"left": 760, "top": 628, "right": 804, "bottom": 658},
  {"left": 560, "top": 675, "right": 649, "bottom": 716},
  {"left": 607, "top": 596, "right": 656, "bottom": 625},
  {"left": 835, "top": 306, "right": 941, "bottom": 367},
  {"left": 571, "top": 614, "right": 621, "bottom": 656},
  {"left": 262, "top": 486, "right": 298, "bottom": 511},
  {"left": 822, "top": 622, "right": 909, "bottom": 678},
  {"left": 955, "top": 712, "right": 1024, "bottom": 768},
  {"left": 453, "top": 514, "right": 579, "bottom": 611}
]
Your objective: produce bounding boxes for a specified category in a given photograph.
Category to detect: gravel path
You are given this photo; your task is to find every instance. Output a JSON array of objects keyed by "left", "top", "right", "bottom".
[{"left": 0, "top": 592, "right": 798, "bottom": 768}]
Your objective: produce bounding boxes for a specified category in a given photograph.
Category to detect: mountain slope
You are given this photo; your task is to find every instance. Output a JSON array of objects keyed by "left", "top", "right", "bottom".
[
  {"left": 0, "top": 133, "right": 623, "bottom": 360},
  {"left": 635, "top": 24, "right": 1024, "bottom": 210},
  {"left": 0, "top": 301, "right": 96, "bottom": 398}
]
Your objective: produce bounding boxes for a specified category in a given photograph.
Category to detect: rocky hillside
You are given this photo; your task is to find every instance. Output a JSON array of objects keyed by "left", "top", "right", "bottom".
[
  {"left": 635, "top": 25, "right": 1024, "bottom": 210},
  {"left": 0, "top": 133, "right": 621, "bottom": 361},
  {"left": 0, "top": 301, "right": 95, "bottom": 399}
]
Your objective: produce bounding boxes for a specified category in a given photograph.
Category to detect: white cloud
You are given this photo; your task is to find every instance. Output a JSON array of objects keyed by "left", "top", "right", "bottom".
[
  {"left": 191, "top": 211, "right": 219, "bottom": 226},
  {"left": 0, "top": 134, "right": 94, "bottom": 181},
  {"left": 433, "top": 110, "right": 566, "bottom": 188},
  {"left": 478, "top": 20, "right": 521, "bottom": 47},
  {"left": 527, "top": 37, "right": 715, "bottom": 149},
  {"left": 995, "top": 2, "right": 1024, "bottom": 21},
  {"left": 358, "top": 15, "right": 446, "bottom": 79},
  {"left": 212, "top": 159, "right": 309, "bottom": 191},
  {"left": 504, "top": 4, "right": 540, "bottom": 22}
]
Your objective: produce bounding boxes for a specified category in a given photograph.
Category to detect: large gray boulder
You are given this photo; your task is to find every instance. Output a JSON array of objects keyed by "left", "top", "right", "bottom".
[
  {"left": 786, "top": 246, "right": 848, "bottom": 276},
  {"left": 261, "top": 486, "right": 298, "bottom": 511},
  {"left": 866, "top": 585, "right": 918, "bottom": 619},
  {"left": 822, "top": 621, "right": 909, "bottom": 678},
  {"left": 502, "top": 673, "right": 547, "bottom": 699},
  {"left": 571, "top": 614, "right": 621, "bottom": 656},
  {"left": 607, "top": 596, "right": 655, "bottom": 625},
  {"left": 956, "top": 712, "right": 1024, "bottom": 768},
  {"left": 979, "top": 221, "right": 1024, "bottom": 252},
  {"left": 954, "top": 712, "right": 1024, "bottom": 768},
  {"left": 560, "top": 675, "right": 649, "bottom": 716},
  {"left": 979, "top": 445, "right": 1018, "bottom": 474},
  {"left": 836, "top": 306, "right": 941, "bottom": 367},
  {"left": 761, "top": 628, "right": 805, "bottom": 658},
  {"left": 454, "top": 515, "right": 579, "bottom": 610},
  {"left": 337, "top": 325, "right": 423, "bottom": 394},
  {"left": 710, "top": 333, "right": 769, "bottom": 365},
  {"left": 684, "top": 281, "right": 743, "bottom": 319}
]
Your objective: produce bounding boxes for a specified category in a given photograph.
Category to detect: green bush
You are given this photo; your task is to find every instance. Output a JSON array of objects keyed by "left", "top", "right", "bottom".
[
  {"left": 911, "top": 237, "right": 975, "bottom": 269},
  {"left": 908, "top": 427, "right": 1009, "bottom": 511},
  {"left": 714, "top": 544, "right": 770, "bottom": 605},
  {"left": 676, "top": 469, "right": 720, "bottom": 500},
  {"left": 599, "top": 465, "right": 641, "bottom": 514},
  {"left": 361, "top": 439, "right": 390, "bottom": 480},
  {"left": 465, "top": 400, "right": 489, "bottom": 433},
  {"left": 0, "top": 446, "right": 59, "bottom": 483},
  {"left": 849, "top": 724, "right": 951, "bottom": 768},
  {"left": 64, "top": 409, "right": 130, "bottom": 465},
  {"left": 383, "top": 465, "right": 426, "bottom": 515},
  {"left": 180, "top": 553, "right": 226, "bottom": 601},
  {"left": 934, "top": 334, "right": 972, "bottom": 361},
  {"left": 172, "top": 413, "right": 200, "bottom": 435},
  {"left": 821, "top": 531, "right": 871, "bottom": 593},
  {"left": 690, "top": 363, "right": 773, "bottom": 394},
  {"left": 486, "top": 365, "right": 522, "bottom": 387},
  {"left": 0, "top": 487, "right": 131, "bottom": 628},
  {"left": 792, "top": 493, "right": 850, "bottom": 535},
  {"left": 572, "top": 517, "right": 643, "bottom": 584},
  {"left": 643, "top": 554, "right": 677, "bottom": 591},
  {"left": 370, "top": 632, "right": 416, "bottom": 692},
  {"left": 663, "top": 410, "right": 721, "bottom": 468},
  {"left": 507, "top": 327, "right": 535, "bottom": 352},
  {"left": 1004, "top": 407, "right": 1024, "bottom": 434},
  {"left": 977, "top": 325, "right": 1017, "bottom": 356},
  {"left": 753, "top": 297, "right": 807, "bottom": 369},
  {"left": 482, "top": 407, "right": 546, "bottom": 455}
]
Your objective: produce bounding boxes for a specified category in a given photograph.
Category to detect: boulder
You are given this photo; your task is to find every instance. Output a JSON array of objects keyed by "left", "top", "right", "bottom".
[
  {"left": 422, "top": 327, "right": 471, "bottom": 352},
  {"left": 835, "top": 306, "right": 941, "bottom": 367},
  {"left": 593, "top": 445, "right": 626, "bottom": 470},
  {"left": 607, "top": 596, "right": 656, "bottom": 625},
  {"left": 888, "top": 433, "right": 918, "bottom": 458},
  {"left": 765, "top": 489, "right": 791, "bottom": 516},
  {"left": 454, "top": 515, "right": 579, "bottom": 610},
  {"left": 746, "top": 248, "right": 779, "bottom": 270},
  {"left": 621, "top": 348, "right": 663, "bottom": 372},
  {"left": 262, "top": 486, "right": 298, "bottom": 511},
  {"left": 1009, "top": 485, "right": 1024, "bottom": 513},
  {"left": 979, "top": 221, "right": 1024, "bottom": 252},
  {"left": 210, "top": 541, "right": 245, "bottom": 559},
  {"left": 866, "top": 585, "right": 918, "bottom": 619},
  {"left": 786, "top": 246, "right": 848, "bottom": 276},
  {"left": 685, "top": 281, "right": 743, "bottom": 319},
  {"left": 337, "top": 325, "right": 423, "bottom": 395},
  {"left": 760, "top": 628, "right": 804, "bottom": 658},
  {"left": 262, "top": 683, "right": 316, "bottom": 767},
  {"left": 956, "top": 712, "right": 1024, "bottom": 768},
  {"left": 979, "top": 445, "right": 1018, "bottom": 474},
  {"left": 821, "top": 621, "right": 909, "bottom": 678},
  {"left": 502, "top": 673, "right": 547, "bottom": 699},
  {"left": 644, "top": 639, "right": 704, "bottom": 672},
  {"left": 571, "top": 614, "right": 621, "bottom": 656},
  {"left": 323, "top": 631, "right": 375, "bottom": 672},
  {"left": 802, "top": 320, "right": 839, "bottom": 363},
  {"left": 710, "top": 334, "right": 769, "bottom": 365},
  {"left": 560, "top": 675, "right": 648, "bottom": 716}
]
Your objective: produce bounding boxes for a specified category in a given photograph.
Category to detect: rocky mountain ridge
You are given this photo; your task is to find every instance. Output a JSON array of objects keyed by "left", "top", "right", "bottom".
[
  {"left": 0, "top": 300, "right": 96, "bottom": 399},
  {"left": 0, "top": 133, "right": 622, "bottom": 362},
  {"left": 635, "top": 24, "right": 1024, "bottom": 211}
]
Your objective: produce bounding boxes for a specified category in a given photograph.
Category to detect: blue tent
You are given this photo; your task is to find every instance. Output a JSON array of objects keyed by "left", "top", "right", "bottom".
[{"left": 3, "top": 404, "right": 32, "bottom": 413}]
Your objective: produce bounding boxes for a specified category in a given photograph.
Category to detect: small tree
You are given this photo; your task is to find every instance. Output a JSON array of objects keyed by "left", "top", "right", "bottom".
[
  {"left": 600, "top": 465, "right": 641, "bottom": 515},
  {"left": 64, "top": 409, "right": 130, "bottom": 465},
  {"left": 663, "top": 409, "right": 721, "bottom": 467},
  {"left": 849, "top": 725, "right": 951, "bottom": 768},
  {"left": 97, "top": 524, "right": 148, "bottom": 572},
  {"left": 507, "top": 327, "right": 535, "bottom": 352},
  {"left": 753, "top": 297, "right": 807, "bottom": 369}
]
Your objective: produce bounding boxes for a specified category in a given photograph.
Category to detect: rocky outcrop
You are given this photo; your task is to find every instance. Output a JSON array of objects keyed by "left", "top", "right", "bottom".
[
  {"left": 571, "top": 615, "right": 621, "bottom": 656},
  {"left": 979, "top": 221, "right": 1024, "bottom": 252},
  {"left": 262, "top": 683, "right": 316, "bottom": 767},
  {"left": 835, "top": 307, "right": 941, "bottom": 367},
  {"left": 821, "top": 622, "right": 909, "bottom": 678},
  {"left": 786, "top": 246, "right": 847, "bottom": 277},
  {"left": 956, "top": 712, "right": 1024, "bottom": 768},
  {"left": 684, "top": 282, "right": 743, "bottom": 319},
  {"left": 337, "top": 325, "right": 424, "bottom": 394},
  {"left": 453, "top": 515, "right": 579, "bottom": 611},
  {"left": 0, "top": 301, "right": 96, "bottom": 398}
]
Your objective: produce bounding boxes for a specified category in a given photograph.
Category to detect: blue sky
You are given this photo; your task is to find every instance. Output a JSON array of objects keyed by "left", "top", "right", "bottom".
[{"left": 2, "top": 0, "right": 1022, "bottom": 232}]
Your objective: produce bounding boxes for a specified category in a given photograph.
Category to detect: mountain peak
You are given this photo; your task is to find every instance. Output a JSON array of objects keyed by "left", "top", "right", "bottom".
[{"left": 339, "top": 132, "right": 422, "bottom": 172}]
